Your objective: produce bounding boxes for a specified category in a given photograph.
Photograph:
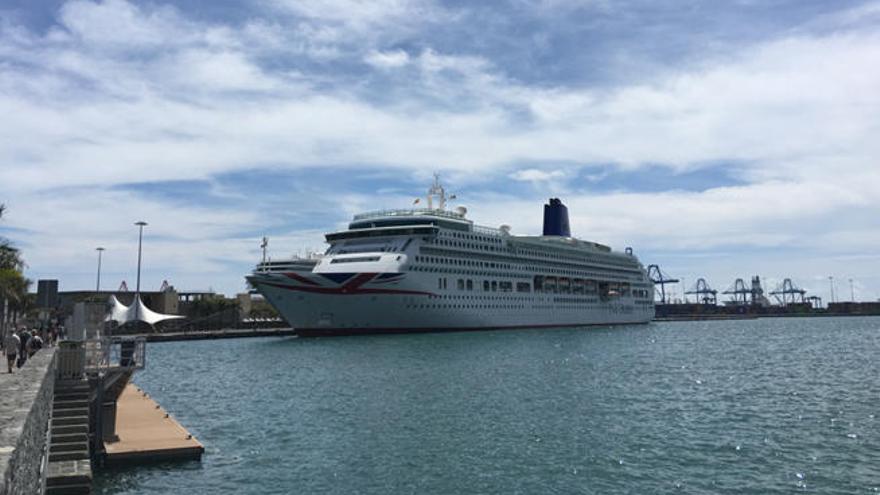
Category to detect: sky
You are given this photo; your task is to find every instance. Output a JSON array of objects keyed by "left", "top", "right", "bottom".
[{"left": 0, "top": 0, "right": 878, "bottom": 302}]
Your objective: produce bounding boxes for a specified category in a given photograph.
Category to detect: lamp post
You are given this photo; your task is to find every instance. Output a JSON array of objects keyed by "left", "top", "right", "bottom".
[
  {"left": 134, "top": 221, "right": 147, "bottom": 321},
  {"left": 828, "top": 276, "right": 835, "bottom": 305},
  {"left": 96, "top": 247, "right": 105, "bottom": 292},
  {"left": 849, "top": 278, "right": 855, "bottom": 302}
]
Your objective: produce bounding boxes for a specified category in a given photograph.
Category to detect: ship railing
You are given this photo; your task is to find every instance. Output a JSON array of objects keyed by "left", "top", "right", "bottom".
[
  {"left": 472, "top": 224, "right": 503, "bottom": 236},
  {"left": 255, "top": 258, "right": 320, "bottom": 273},
  {"left": 352, "top": 208, "right": 466, "bottom": 221}
]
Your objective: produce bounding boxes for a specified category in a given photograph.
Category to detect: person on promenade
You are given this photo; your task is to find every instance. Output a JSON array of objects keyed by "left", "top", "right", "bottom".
[
  {"left": 28, "top": 333, "right": 43, "bottom": 357},
  {"left": 4, "top": 330, "right": 20, "bottom": 374},
  {"left": 17, "top": 327, "right": 30, "bottom": 368}
]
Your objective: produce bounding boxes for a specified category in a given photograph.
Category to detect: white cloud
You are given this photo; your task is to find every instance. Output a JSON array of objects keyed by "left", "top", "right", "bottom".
[
  {"left": 509, "top": 169, "right": 566, "bottom": 182},
  {"left": 364, "top": 49, "right": 410, "bottom": 69},
  {"left": 2, "top": 10, "right": 877, "bottom": 192},
  {"left": 57, "top": 0, "right": 233, "bottom": 50},
  {"left": 155, "top": 49, "right": 281, "bottom": 92},
  {"left": 417, "top": 49, "right": 489, "bottom": 74},
  {"left": 270, "top": 0, "right": 427, "bottom": 27},
  {"left": 1, "top": 0, "right": 878, "bottom": 298},
  {"left": 266, "top": 0, "right": 451, "bottom": 50}
]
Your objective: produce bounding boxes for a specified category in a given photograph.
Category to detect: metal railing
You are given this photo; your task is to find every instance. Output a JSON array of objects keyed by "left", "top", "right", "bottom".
[
  {"left": 107, "top": 337, "right": 146, "bottom": 370},
  {"left": 56, "top": 341, "right": 87, "bottom": 381},
  {"left": 472, "top": 224, "right": 503, "bottom": 236},
  {"left": 352, "top": 208, "right": 466, "bottom": 221},
  {"left": 85, "top": 339, "right": 110, "bottom": 372},
  {"left": 55, "top": 337, "right": 146, "bottom": 379}
]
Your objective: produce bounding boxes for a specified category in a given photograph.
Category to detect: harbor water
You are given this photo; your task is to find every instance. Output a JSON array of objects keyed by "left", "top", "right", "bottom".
[{"left": 94, "top": 317, "right": 880, "bottom": 494}]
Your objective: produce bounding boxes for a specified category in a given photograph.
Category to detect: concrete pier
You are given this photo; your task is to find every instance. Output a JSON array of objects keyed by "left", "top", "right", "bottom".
[
  {"left": 103, "top": 384, "right": 203, "bottom": 465},
  {"left": 2, "top": 336, "right": 205, "bottom": 493},
  {"left": 0, "top": 348, "right": 55, "bottom": 495}
]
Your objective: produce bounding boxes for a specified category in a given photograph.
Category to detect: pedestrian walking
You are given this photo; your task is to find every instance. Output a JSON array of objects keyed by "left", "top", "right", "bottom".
[
  {"left": 4, "top": 330, "right": 20, "bottom": 374},
  {"left": 28, "top": 334, "right": 43, "bottom": 357},
  {"left": 17, "top": 328, "right": 30, "bottom": 368}
]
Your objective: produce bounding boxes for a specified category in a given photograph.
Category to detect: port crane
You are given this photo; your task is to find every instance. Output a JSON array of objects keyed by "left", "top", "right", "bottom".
[
  {"left": 685, "top": 278, "right": 717, "bottom": 305},
  {"left": 722, "top": 278, "right": 750, "bottom": 305},
  {"left": 646, "top": 264, "right": 679, "bottom": 304},
  {"left": 770, "top": 278, "right": 806, "bottom": 306}
]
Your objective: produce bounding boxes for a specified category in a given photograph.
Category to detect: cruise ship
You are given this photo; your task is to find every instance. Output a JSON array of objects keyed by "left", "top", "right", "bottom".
[{"left": 247, "top": 178, "right": 654, "bottom": 336}]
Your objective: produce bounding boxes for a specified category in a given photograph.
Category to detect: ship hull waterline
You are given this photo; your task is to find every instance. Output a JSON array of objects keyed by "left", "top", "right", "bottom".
[{"left": 250, "top": 275, "right": 655, "bottom": 337}]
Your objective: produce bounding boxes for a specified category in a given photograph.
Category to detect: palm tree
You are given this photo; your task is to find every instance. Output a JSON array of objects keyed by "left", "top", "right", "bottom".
[
  {"left": 0, "top": 240, "right": 24, "bottom": 271},
  {"left": 1, "top": 203, "right": 30, "bottom": 333},
  {"left": 0, "top": 268, "right": 31, "bottom": 324}
]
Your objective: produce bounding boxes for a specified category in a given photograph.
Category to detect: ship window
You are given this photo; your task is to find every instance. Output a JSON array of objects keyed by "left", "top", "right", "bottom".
[
  {"left": 491, "top": 281, "right": 497, "bottom": 292},
  {"left": 457, "top": 279, "right": 464, "bottom": 290},
  {"left": 467, "top": 280, "right": 473, "bottom": 291},
  {"left": 534, "top": 276, "right": 544, "bottom": 292},
  {"left": 517, "top": 282, "right": 531, "bottom": 293},
  {"left": 330, "top": 256, "right": 380, "bottom": 264},
  {"left": 483, "top": 280, "right": 490, "bottom": 291},
  {"left": 499, "top": 281, "right": 512, "bottom": 292}
]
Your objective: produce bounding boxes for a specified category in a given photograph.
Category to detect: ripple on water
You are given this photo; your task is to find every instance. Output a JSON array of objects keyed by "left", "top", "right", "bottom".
[{"left": 93, "top": 317, "right": 880, "bottom": 495}]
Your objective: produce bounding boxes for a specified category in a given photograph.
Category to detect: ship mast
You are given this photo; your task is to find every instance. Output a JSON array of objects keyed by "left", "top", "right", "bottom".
[{"left": 426, "top": 173, "right": 447, "bottom": 210}]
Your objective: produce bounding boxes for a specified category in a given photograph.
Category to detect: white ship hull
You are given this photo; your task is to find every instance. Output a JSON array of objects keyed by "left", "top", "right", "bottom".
[{"left": 248, "top": 270, "right": 654, "bottom": 336}]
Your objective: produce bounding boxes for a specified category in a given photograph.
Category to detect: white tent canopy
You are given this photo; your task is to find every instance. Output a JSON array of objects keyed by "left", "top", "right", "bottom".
[{"left": 106, "top": 294, "right": 184, "bottom": 326}]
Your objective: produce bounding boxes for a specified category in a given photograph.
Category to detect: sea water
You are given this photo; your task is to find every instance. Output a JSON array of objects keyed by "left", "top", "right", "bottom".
[{"left": 94, "top": 316, "right": 880, "bottom": 494}]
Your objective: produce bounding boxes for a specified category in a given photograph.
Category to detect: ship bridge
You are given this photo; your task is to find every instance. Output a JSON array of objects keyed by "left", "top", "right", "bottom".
[
  {"left": 347, "top": 174, "right": 473, "bottom": 233},
  {"left": 349, "top": 208, "right": 472, "bottom": 231}
]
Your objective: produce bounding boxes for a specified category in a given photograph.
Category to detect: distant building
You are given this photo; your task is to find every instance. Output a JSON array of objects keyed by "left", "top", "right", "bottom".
[
  {"left": 34, "top": 285, "right": 282, "bottom": 331},
  {"left": 51, "top": 287, "right": 217, "bottom": 319}
]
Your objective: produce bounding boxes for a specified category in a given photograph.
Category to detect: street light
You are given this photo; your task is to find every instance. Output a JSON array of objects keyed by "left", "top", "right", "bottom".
[
  {"left": 134, "top": 221, "right": 148, "bottom": 321},
  {"left": 849, "top": 278, "right": 855, "bottom": 302},
  {"left": 96, "top": 247, "right": 105, "bottom": 292},
  {"left": 828, "top": 276, "right": 835, "bottom": 305}
]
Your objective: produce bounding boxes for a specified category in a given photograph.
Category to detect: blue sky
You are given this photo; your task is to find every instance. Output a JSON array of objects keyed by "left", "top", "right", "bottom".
[{"left": 1, "top": 0, "right": 878, "bottom": 302}]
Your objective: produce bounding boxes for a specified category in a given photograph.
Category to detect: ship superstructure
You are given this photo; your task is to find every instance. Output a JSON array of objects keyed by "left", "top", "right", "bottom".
[{"left": 247, "top": 177, "right": 654, "bottom": 336}]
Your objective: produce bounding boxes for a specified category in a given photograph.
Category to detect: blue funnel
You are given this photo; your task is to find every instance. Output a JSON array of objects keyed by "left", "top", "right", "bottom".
[{"left": 542, "top": 198, "right": 571, "bottom": 237}]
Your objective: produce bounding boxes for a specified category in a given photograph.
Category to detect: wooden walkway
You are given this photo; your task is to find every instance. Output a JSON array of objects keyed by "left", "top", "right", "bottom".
[{"left": 103, "top": 384, "right": 204, "bottom": 465}]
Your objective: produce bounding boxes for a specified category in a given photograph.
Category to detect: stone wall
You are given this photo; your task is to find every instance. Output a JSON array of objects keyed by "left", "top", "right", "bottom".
[{"left": 0, "top": 348, "right": 56, "bottom": 495}]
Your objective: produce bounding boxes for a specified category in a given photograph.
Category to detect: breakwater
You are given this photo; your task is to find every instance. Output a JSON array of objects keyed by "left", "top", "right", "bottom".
[{"left": 0, "top": 348, "right": 56, "bottom": 495}]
